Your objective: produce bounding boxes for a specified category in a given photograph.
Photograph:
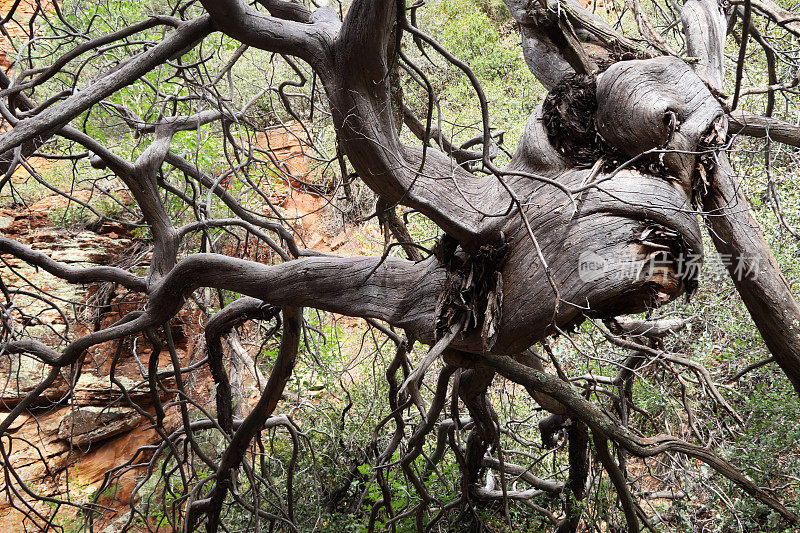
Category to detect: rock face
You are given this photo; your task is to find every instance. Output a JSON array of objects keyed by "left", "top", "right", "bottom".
[
  {"left": 57, "top": 406, "right": 144, "bottom": 448},
  {"left": 72, "top": 373, "right": 158, "bottom": 407},
  {"left": 0, "top": 196, "right": 182, "bottom": 529},
  {"left": 0, "top": 357, "right": 69, "bottom": 407},
  {"left": 0, "top": 121, "right": 338, "bottom": 529},
  {"left": 0, "top": 404, "right": 179, "bottom": 530},
  {"left": 0, "top": 3, "right": 193, "bottom": 528}
]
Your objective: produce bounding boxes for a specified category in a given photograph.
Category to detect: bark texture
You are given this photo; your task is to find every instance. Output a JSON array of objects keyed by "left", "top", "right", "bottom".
[{"left": 2, "top": 0, "right": 800, "bottom": 529}]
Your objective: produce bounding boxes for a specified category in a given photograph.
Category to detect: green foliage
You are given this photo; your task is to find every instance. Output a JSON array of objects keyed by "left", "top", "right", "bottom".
[
  {"left": 407, "top": 0, "right": 543, "bottom": 157},
  {"left": 48, "top": 195, "right": 123, "bottom": 229},
  {"left": 14, "top": 0, "right": 800, "bottom": 530},
  {"left": 434, "top": 0, "right": 518, "bottom": 83},
  {"left": 474, "top": 0, "right": 514, "bottom": 25}
]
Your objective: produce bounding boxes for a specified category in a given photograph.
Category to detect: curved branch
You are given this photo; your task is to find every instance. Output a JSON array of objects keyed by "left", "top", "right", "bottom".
[
  {"left": 703, "top": 156, "right": 800, "bottom": 396},
  {"left": 503, "top": 0, "right": 648, "bottom": 89},
  {"left": 204, "top": 297, "right": 278, "bottom": 434},
  {"left": 255, "top": 0, "right": 312, "bottom": 23},
  {"left": 681, "top": 0, "right": 729, "bottom": 89},
  {"left": 0, "top": 16, "right": 180, "bottom": 99},
  {"left": 479, "top": 352, "right": 799, "bottom": 524},
  {"left": 593, "top": 433, "right": 642, "bottom": 533},
  {"left": 741, "top": 0, "right": 800, "bottom": 37},
  {"left": 680, "top": 0, "right": 800, "bottom": 397},
  {"left": 729, "top": 110, "right": 800, "bottom": 147},
  {"left": 0, "top": 236, "right": 146, "bottom": 291},
  {"left": 329, "top": 0, "right": 509, "bottom": 245},
  {"left": 189, "top": 307, "right": 302, "bottom": 532},
  {"left": 0, "top": 16, "right": 213, "bottom": 156},
  {"left": 163, "top": 150, "right": 305, "bottom": 258},
  {"left": 197, "top": 0, "right": 336, "bottom": 68},
  {"left": 145, "top": 253, "right": 441, "bottom": 343},
  {"left": 197, "top": 0, "right": 510, "bottom": 246}
]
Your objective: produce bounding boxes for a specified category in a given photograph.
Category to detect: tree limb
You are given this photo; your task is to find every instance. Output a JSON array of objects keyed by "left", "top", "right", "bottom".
[
  {"left": 0, "top": 237, "right": 146, "bottom": 292},
  {"left": 0, "top": 16, "right": 213, "bottom": 156},
  {"left": 729, "top": 110, "right": 800, "bottom": 147}
]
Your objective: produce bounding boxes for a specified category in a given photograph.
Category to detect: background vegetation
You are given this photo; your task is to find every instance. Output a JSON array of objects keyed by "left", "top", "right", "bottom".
[{"left": 2, "top": 0, "right": 800, "bottom": 531}]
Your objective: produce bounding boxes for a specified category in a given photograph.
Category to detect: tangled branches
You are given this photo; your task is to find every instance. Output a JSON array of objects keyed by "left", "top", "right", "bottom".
[{"left": 0, "top": 0, "right": 799, "bottom": 531}]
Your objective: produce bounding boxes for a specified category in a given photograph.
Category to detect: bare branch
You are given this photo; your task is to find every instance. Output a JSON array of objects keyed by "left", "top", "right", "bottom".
[{"left": 0, "top": 237, "right": 146, "bottom": 291}]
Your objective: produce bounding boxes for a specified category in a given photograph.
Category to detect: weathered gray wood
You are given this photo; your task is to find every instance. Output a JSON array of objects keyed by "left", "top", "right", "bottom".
[
  {"left": 1, "top": 0, "right": 798, "bottom": 526},
  {"left": 681, "top": 0, "right": 729, "bottom": 89},
  {"left": 681, "top": 0, "right": 800, "bottom": 395},
  {"left": 729, "top": 110, "right": 800, "bottom": 147},
  {"left": 703, "top": 156, "right": 800, "bottom": 395}
]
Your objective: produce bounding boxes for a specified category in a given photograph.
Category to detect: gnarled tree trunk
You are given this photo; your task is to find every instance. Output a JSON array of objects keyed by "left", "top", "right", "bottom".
[{"left": 3, "top": 0, "right": 800, "bottom": 529}]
